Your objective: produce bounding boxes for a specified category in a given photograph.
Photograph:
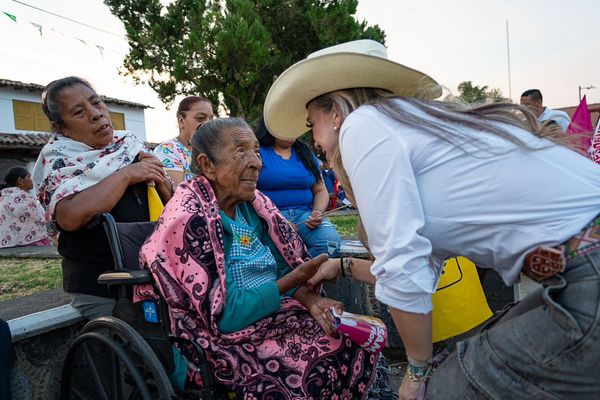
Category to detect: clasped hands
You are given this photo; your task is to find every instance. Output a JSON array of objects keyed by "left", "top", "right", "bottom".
[{"left": 277, "top": 253, "right": 343, "bottom": 336}]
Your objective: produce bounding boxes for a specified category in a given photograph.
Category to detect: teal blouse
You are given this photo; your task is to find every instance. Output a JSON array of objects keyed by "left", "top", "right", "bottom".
[{"left": 219, "top": 202, "right": 298, "bottom": 333}]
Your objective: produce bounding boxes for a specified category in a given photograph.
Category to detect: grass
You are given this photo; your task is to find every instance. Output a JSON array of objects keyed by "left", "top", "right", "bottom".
[
  {"left": 329, "top": 214, "right": 359, "bottom": 237},
  {"left": 0, "top": 216, "right": 357, "bottom": 301},
  {"left": 0, "top": 258, "right": 62, "bottom": 301}
]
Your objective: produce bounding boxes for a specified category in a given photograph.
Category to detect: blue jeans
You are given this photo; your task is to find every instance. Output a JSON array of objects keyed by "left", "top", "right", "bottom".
[
  {"left": 426, "top": 247, "right": 600, "bottom": 399},
  {"left": 0, "top": 319, "right": 12, "bottom": 400},
  {"left": 280, "top": 209, "right": 341, "bottom": 258}
]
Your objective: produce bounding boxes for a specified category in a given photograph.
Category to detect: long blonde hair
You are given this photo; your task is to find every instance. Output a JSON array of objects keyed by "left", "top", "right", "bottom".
[{"left": 309, "top": 88, "right": 573, "bottom": 248}]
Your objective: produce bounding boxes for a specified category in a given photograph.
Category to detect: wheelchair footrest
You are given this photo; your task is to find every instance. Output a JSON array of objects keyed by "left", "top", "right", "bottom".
[{"left": 97, "top": 269, "right": 153, "bottom": 285}]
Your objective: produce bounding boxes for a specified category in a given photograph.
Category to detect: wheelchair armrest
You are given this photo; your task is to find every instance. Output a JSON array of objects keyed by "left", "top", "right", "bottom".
[{"left": 97, "top": 269, "right": 153, "bottom": 285}]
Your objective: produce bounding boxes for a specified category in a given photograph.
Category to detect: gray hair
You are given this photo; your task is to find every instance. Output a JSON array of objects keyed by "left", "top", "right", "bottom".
[
  {"left": 190, "top": 117, "right": 251, "bottom": 176},
  {"left": 41, "top": 76, "right": 96, "bottom": 129}
]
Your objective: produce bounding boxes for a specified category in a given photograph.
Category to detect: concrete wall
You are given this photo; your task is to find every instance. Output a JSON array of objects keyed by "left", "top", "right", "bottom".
[{"left": 8, "top": 305, "right": 85, "bottom": 400}]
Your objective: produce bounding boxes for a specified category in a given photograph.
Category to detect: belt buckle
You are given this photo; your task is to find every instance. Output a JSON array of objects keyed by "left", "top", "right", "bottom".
[{"left": 523, "top": 245, "right": 566, "bottom": 283}]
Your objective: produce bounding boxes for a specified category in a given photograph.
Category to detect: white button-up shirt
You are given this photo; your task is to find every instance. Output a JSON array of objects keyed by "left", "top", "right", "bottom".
[
  {"left": 539, "top": 107, "right": 571, "bottom": 131},
  {"left": 340, "top": 101, "right": 600, "bottom": 314}
]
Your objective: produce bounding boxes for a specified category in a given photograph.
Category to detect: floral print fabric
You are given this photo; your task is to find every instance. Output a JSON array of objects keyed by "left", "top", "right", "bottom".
[
  {"left": 0, "top": 187, "right": 49, "bottom": 248},
  {"left": 32, "top": 131, "right": 144, "bottom": 235},
  {"left": 153, "top": 138, "right": 193, "bottom": 181},
  {"left": 137, "top": 176, "right": 377, "bottom": 399}
]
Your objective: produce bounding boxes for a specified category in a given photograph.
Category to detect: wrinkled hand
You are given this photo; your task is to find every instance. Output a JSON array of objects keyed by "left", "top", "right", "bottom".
[
  {"left": 306, "top": 258, "right": 341, "bottom": 289},
  {"left": 120, "top": 156, "right": 165, "bottom": 186},
  {"left": 276, "top": 254, "right": 328, "bottom": 294},
  {"left": 289, "top": 254, "right": 328, "bottom": 287},
  {"left": 306, "top": 295, "right": 343, "bottom": 337},
  {"left": 137, "top": 151, "right": 172, "bottom": 195},
  {"left": 305, "top": 209, "right": 323, "bottom": 229},
  {"left": 399, "top": 373, "right": 422, "bottom": 400}
]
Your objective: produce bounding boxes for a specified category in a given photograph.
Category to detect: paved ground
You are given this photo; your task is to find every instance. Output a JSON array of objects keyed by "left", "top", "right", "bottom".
[{"left": 0, "top": 288, "right": 71, "bottom": 320}]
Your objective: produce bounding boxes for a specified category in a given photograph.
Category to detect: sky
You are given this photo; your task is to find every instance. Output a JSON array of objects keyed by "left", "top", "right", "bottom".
[{"left": 1, "top": 0, "right": 599, "bottom": 142}]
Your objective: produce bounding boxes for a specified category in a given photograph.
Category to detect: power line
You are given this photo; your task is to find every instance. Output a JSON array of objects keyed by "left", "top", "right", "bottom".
[{"left": 11, "top": 0, "right": 125, "bottom": 39}]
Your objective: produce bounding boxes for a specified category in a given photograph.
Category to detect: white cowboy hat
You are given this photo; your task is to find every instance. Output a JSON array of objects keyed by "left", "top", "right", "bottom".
[{"left": 263, "top": 39, "right": 441, "bottom": 140}]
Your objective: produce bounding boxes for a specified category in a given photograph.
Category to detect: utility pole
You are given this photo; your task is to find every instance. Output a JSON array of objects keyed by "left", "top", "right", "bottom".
[
  {"left": 506, "top": 20, "right": 512, "bottom": 102},
  {"left": 579, "top": 85, "right": 596, "bottom": 102}
]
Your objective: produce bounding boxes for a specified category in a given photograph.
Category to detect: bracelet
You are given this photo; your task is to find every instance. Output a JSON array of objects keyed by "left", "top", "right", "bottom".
[
  {"left": 339, "top": 257, "right": 347, "bottom": 278},
  {"left": 163, "top": 169, "right": 176, "bottom": 193},
  {"left": 406, "top": 363, "right": 432, "bottom": 383},
  {"left": 342, "top": 256, "right": 353, "bottom": 278},
  {"left": 406, "top": 355, "right": 433, "bottom": 383}
]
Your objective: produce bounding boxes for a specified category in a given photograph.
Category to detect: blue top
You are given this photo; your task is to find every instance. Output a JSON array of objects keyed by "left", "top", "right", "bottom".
[{"left": 257, "top": 146, "right": 319, "bottom": 211}]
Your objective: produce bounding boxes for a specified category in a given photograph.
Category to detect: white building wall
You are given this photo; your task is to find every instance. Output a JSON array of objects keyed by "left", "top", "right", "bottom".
[
  {"left": 106, "top": 104, "right": 146, "bottom": 142},
  {"left": 0, "top": 87, "right": 147, "bottom": 141}
]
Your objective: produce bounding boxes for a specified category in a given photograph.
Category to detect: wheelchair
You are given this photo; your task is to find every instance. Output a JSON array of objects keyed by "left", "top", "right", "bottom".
[{"left": 60, "top": 213, "right": 228, "bottom": 400}]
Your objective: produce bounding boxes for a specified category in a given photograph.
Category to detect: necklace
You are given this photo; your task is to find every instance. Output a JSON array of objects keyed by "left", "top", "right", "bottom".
[{"left": 176, "top": 135, "right": 191, "bottom": 149}]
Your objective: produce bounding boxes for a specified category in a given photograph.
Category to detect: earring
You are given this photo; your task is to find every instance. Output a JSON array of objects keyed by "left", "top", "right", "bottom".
[{"left": 333, "top": 126, "right": 338, "bottom": 131}]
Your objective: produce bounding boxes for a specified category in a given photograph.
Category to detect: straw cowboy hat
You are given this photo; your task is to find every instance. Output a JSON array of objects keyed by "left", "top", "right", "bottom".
[{"left": 263, "top": 39, "right": 441, "bottom": 140}]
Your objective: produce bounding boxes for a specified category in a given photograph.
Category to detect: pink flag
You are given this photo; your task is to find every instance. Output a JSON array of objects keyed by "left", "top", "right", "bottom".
[{"left": 567, "top": 95, "right": 594, "bottom": 152}]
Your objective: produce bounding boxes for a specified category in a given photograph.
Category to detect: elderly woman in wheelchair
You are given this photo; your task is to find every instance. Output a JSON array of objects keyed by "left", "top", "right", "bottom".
[
  {"left": 134, "top": 118, "right": 395, "bottom": 399},
  {"left": 32, "top": 76, "right": 172, "bottom": 319}
]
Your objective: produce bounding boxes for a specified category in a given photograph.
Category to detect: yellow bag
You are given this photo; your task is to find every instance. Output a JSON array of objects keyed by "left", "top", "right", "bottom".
[
  {"left": 147, "top": 183, "right": 164, "bottom": 222},
  {"left": 431, "top": 257, "right": 492, "bottom": 343}
]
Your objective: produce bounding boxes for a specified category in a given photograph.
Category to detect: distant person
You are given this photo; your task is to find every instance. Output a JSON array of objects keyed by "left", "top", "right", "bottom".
[
  {"left": 520, "top": 89, "right": 571, "bottom": 131},
  {"left": 0, "top": 319, "right": 12, "bottom": 400},
  {"left": 319, "top": 155, "right": 353, "bottom": 211},
  {"left": 0, "top": 166, "right": 49, "bottom": 248},
  {"left": 318, "top": 154, "right": 338, "bottom": 210},
  {"left": 153, "top": 96, "right": 214, "bottom": 188},
  {"left": 255, "top": 116, "right": 341, "bottom": 257}
]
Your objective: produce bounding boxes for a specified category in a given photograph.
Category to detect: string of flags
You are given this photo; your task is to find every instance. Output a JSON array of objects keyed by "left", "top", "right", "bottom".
[{"left": 1, "top": 9, "right": 124, "bottom": 58}]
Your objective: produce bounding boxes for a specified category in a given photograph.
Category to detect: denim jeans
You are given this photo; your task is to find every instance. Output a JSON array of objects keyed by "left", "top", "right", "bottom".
[
  {"left": 426, "top": 247, "right": 600, "bottom": 399},
  {"left": 0, "top": 319, "right": 12, "bottom": 400},
  {"left": 280, "top": 209, "right": 341, "bottom": 258}
]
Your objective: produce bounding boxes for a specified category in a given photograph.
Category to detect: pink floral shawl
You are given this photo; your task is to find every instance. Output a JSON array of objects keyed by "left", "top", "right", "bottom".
[{"left": 137, "top": 176, "right": 376, "bottom": 399}]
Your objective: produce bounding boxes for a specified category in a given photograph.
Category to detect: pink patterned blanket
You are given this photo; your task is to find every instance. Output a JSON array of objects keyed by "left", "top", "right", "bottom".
[{"left": 137, "top": 176, "right": 376, "bottom": 399}]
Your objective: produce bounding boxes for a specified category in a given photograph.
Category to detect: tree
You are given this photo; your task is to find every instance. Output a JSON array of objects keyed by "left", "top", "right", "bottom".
[
  {"left": 457, "top": 81, "right": 488, "bottom": 104},
  {"left": 486, "top": 88, "right": 511, "bottom": 103},
  {"left": 105, "top": 0, "right": 385, "bottom": 123},
  {"left": 453, "top": 81, "right": 511, "bottom": 104}
]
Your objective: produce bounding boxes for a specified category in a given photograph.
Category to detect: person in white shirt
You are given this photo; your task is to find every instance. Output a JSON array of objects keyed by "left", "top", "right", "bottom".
[
  {"left": 263, "top": 40, "right": 600, "bottom": 400},
  {"left": 520, "top": 89, "right": 571, "bottom": 131}
]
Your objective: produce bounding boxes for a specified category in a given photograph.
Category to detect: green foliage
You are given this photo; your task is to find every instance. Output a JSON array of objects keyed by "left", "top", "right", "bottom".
[
  {"left": 329, "top": 214, "right": 358, "bottom": 237},
  {"left": 105, "top": 0, "right": 385, "bottom": 123},
  {"left": 453, "top": 81, "right": 511, "bottom": 104}
]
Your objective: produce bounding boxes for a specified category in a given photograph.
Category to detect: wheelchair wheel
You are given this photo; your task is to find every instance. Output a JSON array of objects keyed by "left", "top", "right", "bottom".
[{"left": 61, "top": 316, "right": 176, "bottom": 400}]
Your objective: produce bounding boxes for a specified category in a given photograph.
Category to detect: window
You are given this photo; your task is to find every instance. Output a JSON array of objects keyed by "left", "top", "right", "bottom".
[
  {"left": 110, "top": 112, "right": 126, "bottom": 130},
  {"left": 13, "top": 100, "right": 52, "bottom": 132}
]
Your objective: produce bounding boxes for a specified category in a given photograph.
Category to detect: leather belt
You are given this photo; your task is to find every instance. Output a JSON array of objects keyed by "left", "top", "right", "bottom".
[{"left": 523, "top": 216, "right": 600, "bottom": 283}]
